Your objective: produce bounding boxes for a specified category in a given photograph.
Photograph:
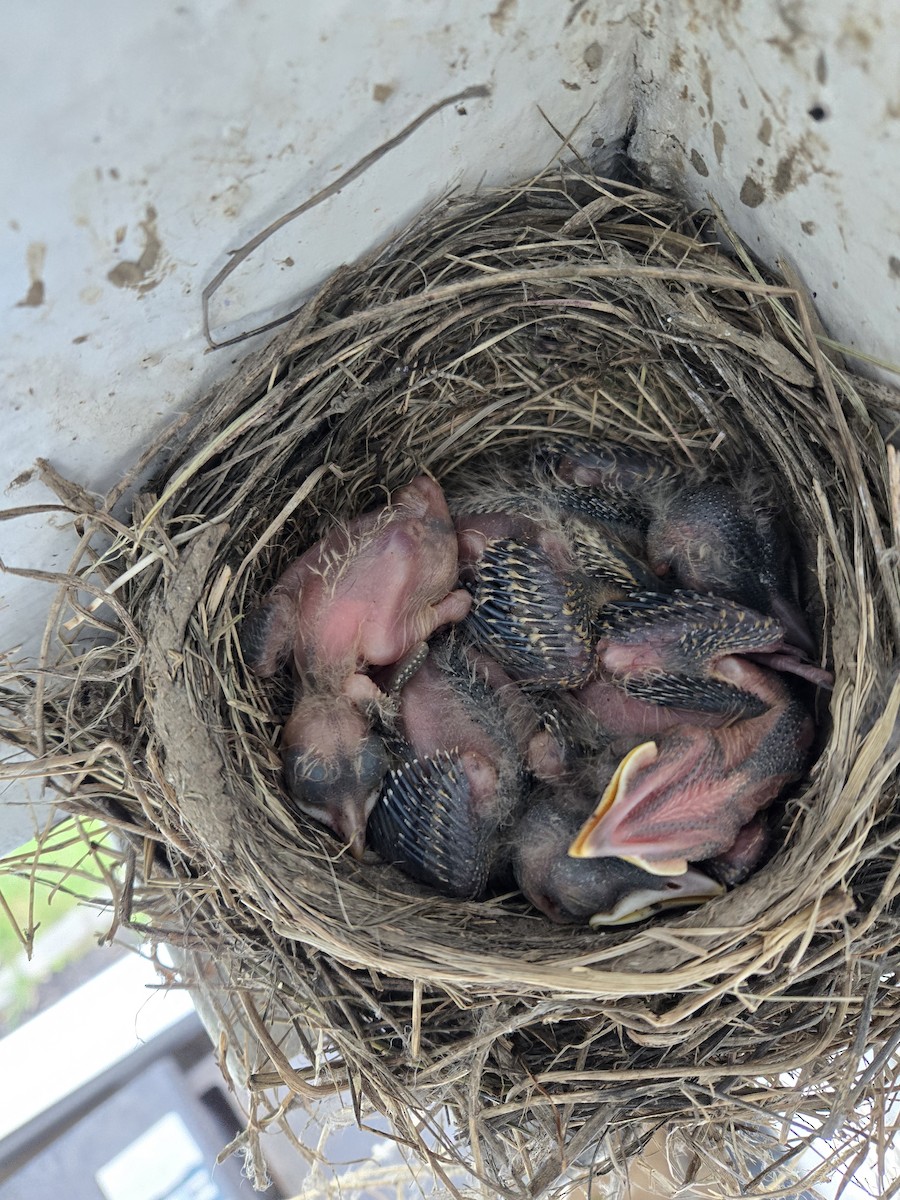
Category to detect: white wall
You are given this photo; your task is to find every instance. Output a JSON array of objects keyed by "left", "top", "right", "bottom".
[
  {"left": 632, "top": 0, "right": 900, "bottom": 377},
  {"left": 2, "top": 0, "right": 897, "bottom": 852}
]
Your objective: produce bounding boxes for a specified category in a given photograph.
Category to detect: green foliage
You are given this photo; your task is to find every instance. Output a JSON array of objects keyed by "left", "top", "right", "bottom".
[{"left": 0, "top": 817, "right": 115, "bottom": 963}]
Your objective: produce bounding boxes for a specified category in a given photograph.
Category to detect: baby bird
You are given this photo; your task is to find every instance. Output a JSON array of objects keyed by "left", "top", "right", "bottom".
[
  {"left": 568, "top": 653, "right": 813, "bottom": 875},
  {"left": 646, "top": 480, "right": 819, "bottom": 661},
  {"left": 280, "top": 694, "right": 389, "bottom": 859},
  {"left": 511, "top": 780, "right": 723, "bottom": 926},
  {"left": 457, "top": 641, "right": 731, "bottom": 924},
  {"left": 536, "top": 434, "right": 678, "bottom": 498},
  {"left": 448, "top": 458, "right": 658, "bottom": 587},
  {"left": 241, "top": 475, "right": 471, "bottom": 686},
  {"left": 455, "top": 511, "right": 599, "bottom": 687},
  {"left": 534, "top": 434, "right": 677, "bottom": 555},
  {"left": 367, "top": 640, "right": 524, "bottom": 898},
  {"left": 241, "top": 475, "right": 471, "bottom": 858},
  {"left": 594, "top": 590, "right": 832, "bottom": 708},
  {"left": 538, "top": 436, "right": 826, "bottom": 675}
]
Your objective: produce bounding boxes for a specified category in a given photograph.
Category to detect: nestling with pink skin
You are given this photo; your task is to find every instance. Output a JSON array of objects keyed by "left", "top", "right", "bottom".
[
  {"left": 594, "top": 590, "right": 832, "bottom": 707},
  {"left": 534, "top": 435, "right": 678, "bottom": 556},
  {"left": 367, "top": 641, "right": 523, "bottom": 898},
  {"left": 564, "top": 589, "right": 816, "bottom": 875},
  {"left": 241, "top": 476, "right": 471, "bottom": 858},
  {"left": 646, "top": 480, "right": 819, "bottom": 660},
  {"left": 512, "top": 780, "right": 723, "bottom": 926},
  {"left": 567, "top": 686, "right": 774, "bottom": 885},
  {"left": 568, "top": 654, "right": 813, "bottom": 875},
  {"left": 242, "top": 475, "right": 471, "bottom": 686},
  {"left": 539, "top": 436, "right": 829, "bottom": 681}
]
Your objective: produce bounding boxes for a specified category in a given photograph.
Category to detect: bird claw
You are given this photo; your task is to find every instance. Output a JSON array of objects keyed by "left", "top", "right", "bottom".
[{"left": 746, "top": 650, "right": 834, "bottom": 689}]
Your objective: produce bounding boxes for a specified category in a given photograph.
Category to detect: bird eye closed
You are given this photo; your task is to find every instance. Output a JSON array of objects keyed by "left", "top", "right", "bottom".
[
  {"left": 283, "top": 752, "right": 336, "bottom": 806},
  {"left": 356, "top": 737, "right": 389, "bottom": 789},
  {"left": 300, "top": 759, "right": 331, "bottom": 785}
]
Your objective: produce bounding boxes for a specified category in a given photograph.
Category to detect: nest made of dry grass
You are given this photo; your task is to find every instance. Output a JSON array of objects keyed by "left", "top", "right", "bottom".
[{"left": 4, "top": 168, "right": 900, "bottom": 1199}]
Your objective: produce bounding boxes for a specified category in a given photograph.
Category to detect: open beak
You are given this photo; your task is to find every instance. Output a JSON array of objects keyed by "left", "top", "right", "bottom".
[{"left": 567, "top": 740, "right": 691, "bottom": 876}]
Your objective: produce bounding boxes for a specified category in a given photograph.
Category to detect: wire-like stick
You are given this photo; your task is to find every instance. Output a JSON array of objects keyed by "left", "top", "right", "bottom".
[{"left": 201, "top": 84, "right": 491, "bottom": 350}]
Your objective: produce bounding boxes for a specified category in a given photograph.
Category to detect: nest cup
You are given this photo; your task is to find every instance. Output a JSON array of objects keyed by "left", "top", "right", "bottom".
[{"left": 7, "top": 170, "right": 900, "bottom": 1197}]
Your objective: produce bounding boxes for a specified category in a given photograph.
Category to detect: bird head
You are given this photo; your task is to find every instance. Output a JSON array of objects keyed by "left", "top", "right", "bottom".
[
  {"left": 281, "top": 693, "right": 388, "bottom": 859},
  {"left": 512, "top": 787, "right": 722, "bottom": 925},
  {"left": 567, "top": 735, "right": 741, "bottom": 876}
]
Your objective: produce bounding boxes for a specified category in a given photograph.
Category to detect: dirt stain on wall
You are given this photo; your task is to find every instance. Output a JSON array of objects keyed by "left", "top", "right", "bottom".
[
  {"left": 697, "top": 54, "right": 714, "bottom": 117},
  {"left": 107, "top": 205, "right": 166, "bottom": 294},
  {"left": 16, "top": 242, "right": 47, "bottom": 307},
  {"left": 773, "top": 151, "right": 797, "bottom": 196},
  {"left": 712, "top": 121, "right": 726, "bottom": 163},
  {"left": 489, "top": 0, "right": 516, "bottom": 33},
  {"left": 740, "top": 175, "right": 766, "bottom": 207},
  {"left": 583, "top": 41, "right": 603, "bottom": 71},
  {"left": 771, "top": 134, "right": 831, "bottom": 198}
]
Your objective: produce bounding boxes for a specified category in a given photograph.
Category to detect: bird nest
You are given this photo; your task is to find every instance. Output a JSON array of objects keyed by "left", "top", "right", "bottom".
[{"left": 4, "top": 168, "right": 900, "bottom": 1199}]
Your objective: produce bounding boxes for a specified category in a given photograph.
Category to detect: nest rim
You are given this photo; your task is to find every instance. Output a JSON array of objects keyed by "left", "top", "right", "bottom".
[{"left": 5, "top": 165, "right": 900, "bottom": 1197}]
